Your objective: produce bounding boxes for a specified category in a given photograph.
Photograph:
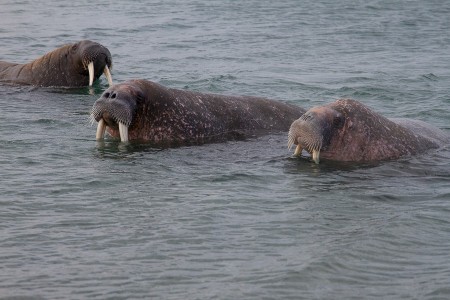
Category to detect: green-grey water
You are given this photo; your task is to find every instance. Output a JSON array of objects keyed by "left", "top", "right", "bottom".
[{"left": 1, "top": 1, "right": 450, "bottom": 299}]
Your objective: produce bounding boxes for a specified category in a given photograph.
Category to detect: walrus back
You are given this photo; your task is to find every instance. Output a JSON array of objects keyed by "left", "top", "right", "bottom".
[
  {"left": 165, "top": 86, "right": 307, "bottom": 132},
  {"left": 0, "top": 61, "right": 23, "bottom": 83},
  {"left": 0, "top": 61, "right": 17, "bottom": 70},
  {"left": 391, "top": 118, "right": 449, "bottom": 146}
]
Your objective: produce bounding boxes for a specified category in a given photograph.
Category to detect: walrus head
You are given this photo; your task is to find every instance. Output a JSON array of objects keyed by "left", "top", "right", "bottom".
[
  {"left": 70, "top": 40, "right": 113, "bottom": 86},
  {"left": 90, "top": 82, "right": 142, "bottom": 142},
  {"left": 288, "top": 103, "right": 345, "bottom": 164}
]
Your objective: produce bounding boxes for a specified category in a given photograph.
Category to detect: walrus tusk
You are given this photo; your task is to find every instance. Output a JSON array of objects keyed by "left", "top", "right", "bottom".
[
  {"left": 104, "top": 65, "right": 113, "bottom": 86},
  {"left": 293, "top": 145, "right": 303, "bottom": 156},
  {"left": 312, "top": 150, "right": 320, "bottom": 164},
  {"left": 88, "top": 61, "right": 94, "bottom": 86},
  {"left": 96, "top": 119, "right": 106, "bottom": 140},
  {"left": 119, "top": 122, "right": 129, "bottom": 142}
]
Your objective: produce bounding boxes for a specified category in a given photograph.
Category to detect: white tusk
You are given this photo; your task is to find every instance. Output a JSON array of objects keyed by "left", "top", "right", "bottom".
[
  {"left": 312, "top": 150, "right": 320, "bottom": 164},
  {"left": 118, "top": 122, "right": 129, "bottom": 142},
  {"left": 96, "top": 119, "right": 106, "bottom": 140},
  {"left": 293, "top": 145, "right": 303, "bottom": 156},
  {"left": 103, "top": 65, "right": 113, "bottom": 86},
  {"left": 88, "top": 61, "right": 94, "bottom": 86}
]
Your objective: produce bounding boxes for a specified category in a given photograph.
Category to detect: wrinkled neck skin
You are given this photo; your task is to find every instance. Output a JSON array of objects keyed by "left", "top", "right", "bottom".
[{"left": 94, "top": 79, "right": 306, "bottom": 145}]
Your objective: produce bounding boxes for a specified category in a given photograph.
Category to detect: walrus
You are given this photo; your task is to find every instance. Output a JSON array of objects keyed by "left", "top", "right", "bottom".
[
  {"left": 0, "top": 40, "right": 113, "bottom": 87},
  {"left": 288, "top": 99, "right": 449, "bottom": 164},
  {"left": 90, "top": 79, "right": 307, "bottom": 144}
]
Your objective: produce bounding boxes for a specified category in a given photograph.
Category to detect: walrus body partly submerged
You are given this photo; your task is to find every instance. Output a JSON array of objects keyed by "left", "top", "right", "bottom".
[
  {"left": 91, "top": 79, "right": 307, "bottom": 145},
  {"left": 288, "top": 99, "right": 449, "bottom": 163},
  {"left": 0, "top": 40, "right": 112, "bottom": 87}
]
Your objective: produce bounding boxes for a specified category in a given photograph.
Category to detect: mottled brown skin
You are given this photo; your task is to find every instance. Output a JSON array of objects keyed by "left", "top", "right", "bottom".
[
  {"left": 0, "top": 40, "right": 112, "bottom": 87},
  {"left": 91, "top": 79, "right": 307, "bottom": 145},
  {"left": 288, "top": 99, "right": 449, "bottom": 162}
]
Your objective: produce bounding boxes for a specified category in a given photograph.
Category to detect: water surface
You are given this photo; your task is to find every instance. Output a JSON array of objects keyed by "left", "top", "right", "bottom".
[{"left": 1, "top": 1, "right": 450, "bottom": 299}]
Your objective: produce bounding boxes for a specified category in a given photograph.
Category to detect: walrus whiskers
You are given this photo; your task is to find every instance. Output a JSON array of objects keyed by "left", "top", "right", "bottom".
[
  {"left": 304, "top": 140, "right": 321, "bottom": 164},
  {"left": 287, "top": 132, "right": 295, "bottom": 150},
  {"left": 287, "top": 130, "right": 303, "bottom": 157}
]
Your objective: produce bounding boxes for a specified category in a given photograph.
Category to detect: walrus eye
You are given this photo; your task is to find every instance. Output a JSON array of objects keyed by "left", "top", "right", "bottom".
[
  {"left": 300, "top": 112, "right": 313, "bottom": 121},
  {"left": 71, "top": 44, "right": 78, "bottom": 52},
  {"left": 136, "top": 93, "right": 144, "bottom": 102},
  {"left": 333, "top": 115, "right": 344, "bottom": 128}
]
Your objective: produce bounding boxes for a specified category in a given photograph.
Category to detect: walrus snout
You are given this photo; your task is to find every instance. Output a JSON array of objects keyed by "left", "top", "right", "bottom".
[
  {"left": 288, "top": 114, "right": 324, "bottom": 164},
  {"left": 91, "top": 89, "right": 137, "bottom": 142},
  {"left": 288, "top": 107, "right": 344, "bottom": 164}
]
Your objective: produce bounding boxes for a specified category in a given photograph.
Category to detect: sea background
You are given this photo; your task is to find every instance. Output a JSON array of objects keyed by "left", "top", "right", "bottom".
[{"left": 1, "top": 1, "right": 449, "bottom": 299}]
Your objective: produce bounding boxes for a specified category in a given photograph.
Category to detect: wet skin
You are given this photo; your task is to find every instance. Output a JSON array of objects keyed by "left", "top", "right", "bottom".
[
  {"left": 288, "top": 99, "right": 449, "bottom": 163},
  {"left": 91, "top": 79, "right": 307, "bottom": 145},
  {"left": 0, "top": 40, "right": 113, "bottom": 87}
]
